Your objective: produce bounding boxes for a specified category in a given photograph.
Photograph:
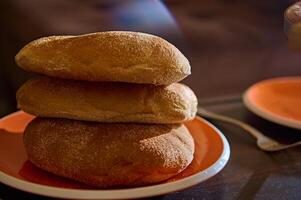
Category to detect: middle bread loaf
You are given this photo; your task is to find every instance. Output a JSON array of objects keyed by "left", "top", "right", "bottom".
[{"left": 17, "top": 77, "right": 197, "bottom": 124}]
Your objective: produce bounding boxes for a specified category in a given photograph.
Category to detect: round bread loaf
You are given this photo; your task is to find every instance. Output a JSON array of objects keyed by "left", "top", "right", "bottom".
[
  {"left": 23, "top": 118, "right": 195, "bottom": 187},
  {"left": 15, "top": 31, "right": 190, "bottom": 85},
  {"left": 17, "top": 77, "right": 198, "bottom": 124}
]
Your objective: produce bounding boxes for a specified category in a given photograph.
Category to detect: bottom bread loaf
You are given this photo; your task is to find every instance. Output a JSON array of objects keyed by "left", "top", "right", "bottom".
[{"left": 23, "top": 118, "right": 195, "bottom": 187}]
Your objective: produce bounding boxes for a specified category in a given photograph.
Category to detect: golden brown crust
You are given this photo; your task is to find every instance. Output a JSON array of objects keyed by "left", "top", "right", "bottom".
[
  {"left": 23, "top": 118, "right": 194, "bottom": 187},
  {"left": 17, "top": 77, "right": 197, "bottom": 124},
  {"left": 15, "top": 31, "right": 190, "bottom": 85}
]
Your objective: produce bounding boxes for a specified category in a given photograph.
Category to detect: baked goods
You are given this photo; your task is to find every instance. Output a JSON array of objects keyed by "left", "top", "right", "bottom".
[
  {"left": 17, "top": 77, "right": 197, "bottom": 124},
  {"left": 16, "top": 31, "right": 198, "bottom": 187},
  {"left": 15, "top": 31, "right": 190, "bottom": 85},
  {"left": 24, "top": 118, "right": 194, "bottom": 187}
]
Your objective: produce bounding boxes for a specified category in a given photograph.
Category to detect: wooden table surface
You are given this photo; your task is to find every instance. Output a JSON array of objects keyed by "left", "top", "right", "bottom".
[{"left": 1, "top": 0, "right": 301, "bottom": 199}]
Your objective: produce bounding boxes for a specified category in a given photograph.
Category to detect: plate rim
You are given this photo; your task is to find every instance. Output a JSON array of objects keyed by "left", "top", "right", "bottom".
[
  {"left": 243, "top": 77, "right": 301, "bottom": 130},
  {"left": 0, "top": 111, "right": 230, "bottom": 199}
]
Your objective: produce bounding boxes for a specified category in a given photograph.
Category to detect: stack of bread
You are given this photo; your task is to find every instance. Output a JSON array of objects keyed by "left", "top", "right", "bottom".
[{"left": 15, "top": 31, "right": 198, "bottom": 187}]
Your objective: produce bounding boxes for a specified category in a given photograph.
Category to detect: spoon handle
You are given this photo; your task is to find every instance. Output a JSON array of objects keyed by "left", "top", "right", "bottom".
[{"left": 197, "top": 107, "right": 267, "bottom": 140}]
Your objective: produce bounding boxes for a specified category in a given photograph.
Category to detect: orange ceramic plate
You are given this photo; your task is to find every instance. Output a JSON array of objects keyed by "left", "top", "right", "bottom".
[
  {"left": 0, "top": 111, "right": 230, "bottom": 199},
  {"left": 243, "top": 77, "right": 301, "bottom": 129}
]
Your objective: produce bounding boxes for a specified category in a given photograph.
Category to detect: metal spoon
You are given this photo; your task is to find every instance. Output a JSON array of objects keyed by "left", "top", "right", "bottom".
[{"left": 197, "top": 107, "right": 301, "bottom": 151}]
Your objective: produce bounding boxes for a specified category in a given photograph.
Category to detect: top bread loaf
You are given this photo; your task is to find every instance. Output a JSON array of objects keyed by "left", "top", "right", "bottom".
[{"left": 15, "top": 31, "right": 190, "bottom": 85}]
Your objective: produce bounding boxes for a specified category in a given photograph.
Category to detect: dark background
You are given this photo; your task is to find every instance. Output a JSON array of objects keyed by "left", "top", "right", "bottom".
[
  {"left": 1, "top": 1, "right": 301, "bottom": 200},
  {"left": 0, "top": 0, "right": 300, "bottom": 117}
]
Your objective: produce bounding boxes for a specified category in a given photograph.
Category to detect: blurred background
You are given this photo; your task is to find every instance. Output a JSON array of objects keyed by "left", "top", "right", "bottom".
[{"left": 0, "top": 0, "right": 301, "bottom": 117}]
